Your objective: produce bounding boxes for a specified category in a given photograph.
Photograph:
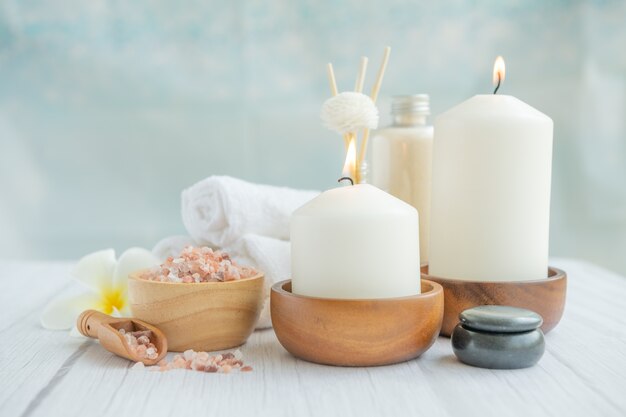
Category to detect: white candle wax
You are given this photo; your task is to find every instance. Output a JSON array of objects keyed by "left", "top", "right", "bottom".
[
  {"left": 291, "top": 184, "right": 421, "bottom": 298},
  {"left": 429, "top": 94, "right": 553, "bottom": 281}
]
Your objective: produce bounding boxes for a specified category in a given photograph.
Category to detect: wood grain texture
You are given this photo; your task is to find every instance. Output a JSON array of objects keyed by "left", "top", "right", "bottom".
[
  {"left": 270, "top": 279, "right": 443, "bottom": 366},
  {"left": 2, "top": 259, "right": 626, "bottom": 417},
  {"left": 422, "top": 266, "right": 567, "bottom": 337},
  {"left": 128, "top": 272, "right": 264, "bottom": 352},
  {"left": 76, "top": 310, "right": 167, "bottom": 365}
]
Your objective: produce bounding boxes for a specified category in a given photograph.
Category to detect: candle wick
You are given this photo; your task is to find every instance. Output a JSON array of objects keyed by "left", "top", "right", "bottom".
[
  {"left": 338, "top": 176, "right": 354, "bottom": 186},
  {"left": 493, "top": 74, "right": 501, "bottom": 94}
]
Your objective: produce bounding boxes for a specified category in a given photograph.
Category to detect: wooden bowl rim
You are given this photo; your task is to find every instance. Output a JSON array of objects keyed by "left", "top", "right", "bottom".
[
  {"left": 271, "top": 279, "right": 442, "bottom": 302},
  {"left": 422, "top": 266, "right": 565, "bottom": 285},
  {"left": 129, "top": 269, "right": 264, "bottom": 287}
]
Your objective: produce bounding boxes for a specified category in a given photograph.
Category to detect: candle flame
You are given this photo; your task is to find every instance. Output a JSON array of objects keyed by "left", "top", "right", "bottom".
[
  {"left": 342, "top": 136, "right": 357, "bottom": 180},
  {"left": 492, "top": 56, "right": 506, "bottom": 86}
]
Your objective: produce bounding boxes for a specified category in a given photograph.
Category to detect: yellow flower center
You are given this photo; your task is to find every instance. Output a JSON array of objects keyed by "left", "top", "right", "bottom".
[{"left": 98, "top": 288, "right": 126, "bottom": 314}]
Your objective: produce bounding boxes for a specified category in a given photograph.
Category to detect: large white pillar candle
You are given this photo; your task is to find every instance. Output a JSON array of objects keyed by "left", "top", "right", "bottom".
[
  {"left": 429, "top": 91, "right": 553, "bottom": 281},
  {"left": 291, "top": 155, "right": 421, "bottom": 298}
]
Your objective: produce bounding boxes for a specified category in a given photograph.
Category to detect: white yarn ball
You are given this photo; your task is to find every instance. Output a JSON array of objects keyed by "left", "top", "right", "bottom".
[{"left": 320, "top": 92, "right": 379, "bottom": 135}]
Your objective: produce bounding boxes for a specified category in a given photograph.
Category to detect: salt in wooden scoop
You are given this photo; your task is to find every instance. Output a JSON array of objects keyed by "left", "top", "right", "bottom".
[{"left": 77, "top": 310, "right": 168, "bottom": 365}]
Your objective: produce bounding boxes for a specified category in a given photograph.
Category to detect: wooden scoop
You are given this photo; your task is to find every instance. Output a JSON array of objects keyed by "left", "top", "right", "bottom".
[{"left": 77, "top": 310, "right": 168, "bottom": 365}]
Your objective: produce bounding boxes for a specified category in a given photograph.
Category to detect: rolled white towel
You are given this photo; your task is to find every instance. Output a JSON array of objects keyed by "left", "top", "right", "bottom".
[
  {"left": 181, "top": 176, "right": 318, "bottom": 248},
  {"left": 225, "top": 234, "right": 291, "bottom": 329}
]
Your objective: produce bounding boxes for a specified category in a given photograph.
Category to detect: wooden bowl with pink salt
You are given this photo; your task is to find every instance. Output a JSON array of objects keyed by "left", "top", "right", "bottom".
[{"left": 128, "top": 247, "right": 264, "bottom": 352}]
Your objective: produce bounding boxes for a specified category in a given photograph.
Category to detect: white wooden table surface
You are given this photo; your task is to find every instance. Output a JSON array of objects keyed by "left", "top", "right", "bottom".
[{"left": 1, "top": 258, "right": 626, "bottom": 417}]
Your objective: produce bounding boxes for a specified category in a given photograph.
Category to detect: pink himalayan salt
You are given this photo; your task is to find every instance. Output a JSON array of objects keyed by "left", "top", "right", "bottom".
[
  {"left": 139, "top": 246, "right": 257, "bottom": 283},
  {"left": 137, "top": 349, "right": 251, "bottom": 374},
  {"left": 119, "top": 329, "right": 159, "bottom": 360}
]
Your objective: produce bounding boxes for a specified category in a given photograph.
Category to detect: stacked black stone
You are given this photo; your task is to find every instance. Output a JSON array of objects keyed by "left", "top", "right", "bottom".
[{"left": 451, "top": 305, "right": 545, "bottom": 369}]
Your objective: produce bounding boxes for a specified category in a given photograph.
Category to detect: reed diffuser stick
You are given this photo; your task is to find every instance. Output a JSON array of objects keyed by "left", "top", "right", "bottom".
[
  {"left": 354, "top": 56, "right": 368, "bottom": 93},
  {"left": 352, "top": 56, "right": 368, "bottom": 183},
  {"left": 369, "top": 47, "right": 391, "bottom": 102},
  {"left": 327, "top": 63, "right": 338, "bottom": 96},
  {"left": 358, "top": 47, "right": 391, "bottom": 169},
  {"left": 327, "top": 62, "right": 352, "bottom": 151}
]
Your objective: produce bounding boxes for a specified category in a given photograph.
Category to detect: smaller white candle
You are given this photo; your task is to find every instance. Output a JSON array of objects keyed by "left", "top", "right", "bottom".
[{"left": 291, "top": 139, "right": 421, "bottom": 299}]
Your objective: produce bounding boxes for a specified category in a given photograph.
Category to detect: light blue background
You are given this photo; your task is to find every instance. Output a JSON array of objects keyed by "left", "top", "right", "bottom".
[{"left": 1, "top": 1, "right": 625, "bottom": 273}]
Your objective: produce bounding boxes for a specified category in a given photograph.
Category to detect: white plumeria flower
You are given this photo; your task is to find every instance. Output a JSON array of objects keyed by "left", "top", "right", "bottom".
[{"left": 40, "top": 247, "right": 159, "bottom": 331}]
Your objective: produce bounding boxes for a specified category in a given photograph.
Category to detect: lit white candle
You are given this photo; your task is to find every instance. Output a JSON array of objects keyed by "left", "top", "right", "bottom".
[
  {"left": 429, "top": 57, "right": 553, "bottom": 281},
  {"left": 291, "top": 138, "right": 421, "bottom": 298}
]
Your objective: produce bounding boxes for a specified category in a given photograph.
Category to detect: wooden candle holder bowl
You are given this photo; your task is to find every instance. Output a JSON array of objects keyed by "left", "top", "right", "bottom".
[
  {"left": 421, "top": 265, "right": 567, "bottom": 337},
  {"left": 128, "top": 271, "right": 264, "bottom": 352},
  {"left": 270, "top": 279, "right": 443, "bottom": 367}
]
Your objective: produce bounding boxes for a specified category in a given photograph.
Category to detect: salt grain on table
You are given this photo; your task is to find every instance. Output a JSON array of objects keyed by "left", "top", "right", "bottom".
[{"left": 134, "top": 349, "right": 251, "bottom": 374}]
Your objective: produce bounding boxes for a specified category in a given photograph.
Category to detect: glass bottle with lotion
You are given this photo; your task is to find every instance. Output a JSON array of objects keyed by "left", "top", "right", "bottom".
[{"left": 371, "top": 94, "right": 433, "bottom": 264}]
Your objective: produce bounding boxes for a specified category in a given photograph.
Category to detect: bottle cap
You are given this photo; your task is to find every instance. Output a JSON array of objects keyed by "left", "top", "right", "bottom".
[{"left": 391, "top": 94, "right": 430, "bottom": 116}]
